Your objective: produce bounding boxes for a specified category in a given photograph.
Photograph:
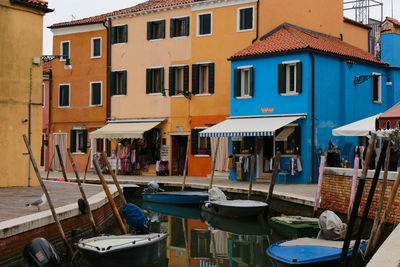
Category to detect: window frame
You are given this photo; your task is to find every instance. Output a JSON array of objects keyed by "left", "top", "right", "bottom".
[
  {"left": 147, "top": 66, "right": 164, "bottom": 95},
  {"left": 148, "top": 19, "right": 165, "bottom": 41},
  {"left": 197, "top": 12, "right": 212, "bottom": 37},
  {"left": 171, "top": 16, "right": 190, "bottom": 38},
  {"left": 71, "top": 128, "right": 87, "bottom": 154},
  {"left": 278, "top": 60, "right": 301, "bottom": 96},
  {"left": 89, "top": 81, "right": 102, "bottom": 107},
  {"left": 237, "top": 6, "right": 254, "bottom": 32},
  {"left": 58, "top": 83, "right": 70, "bottom": 108},
  {"left": 372, "top": 72, "right": 382, "bottom": 103},
  {"left": 111, "top": 24, "right": 128, "bottom": 44},
  {"left": 60, "top": 41, "right": 70, "bottom": 61},
  {"left": 235, "top": 65, "right": 253, "bottom": 99},
  {"left": 91, "top": 37, "right": 102, "bottom": 58},
  {"left": 195, "top": 127, "right": 210, "bottom": 157}
]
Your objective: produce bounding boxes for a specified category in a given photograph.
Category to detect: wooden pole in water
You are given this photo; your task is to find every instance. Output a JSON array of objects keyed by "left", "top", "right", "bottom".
[
  {"left": 209, "top": 137, "right": 220, "bottom": 190},
  {"left": 67, "top": 149, "right": 98, "bottom": 235},
  {"left": 22, "top": 135, "right": 74, "bottom": 256},
  {"left": 248, "top": 155, "right": 255, "bottom": 199},
  {"left": 93, "top": 159, "right": 127, "bottom": 234},
  {"left": 45, "top": 152, "right": 55, "bottom": 180},
  {"left": 102, "top": 152, "right": 127, "bottom": 206},
  {"left": 266, "top": 152, "right": 281, "bottom": 206},
  {"left": 181, "top": 136, "right": 190, "bottom": 191},
  {"left": 83, "top": 148, "right": 91, "bottom": 183},
  {"left": 338, "top": 133, "right": 376, "bottom": 267},
  {"left": 55, "top": 144, "right": 68, "bottom": 182}
]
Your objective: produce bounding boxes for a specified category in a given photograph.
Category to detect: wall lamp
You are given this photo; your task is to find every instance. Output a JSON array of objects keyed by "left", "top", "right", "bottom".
[
  {"left": 354, "top": 74, "right": 391, "bottom": 86},
  {"left": 42, "top": 55, "right": 72, "bottom": 69},
  {"left": 161, "top": 88, "right": 192, "bottom": 100}
]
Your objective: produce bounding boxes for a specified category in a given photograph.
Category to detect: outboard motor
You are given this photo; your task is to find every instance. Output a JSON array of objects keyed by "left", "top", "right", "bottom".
[
  {"left": 145, "top": 180, "right": 160, "bottom": 193},
  {"left": 24, "top": 237, "right": 60, "bottom": 267}
]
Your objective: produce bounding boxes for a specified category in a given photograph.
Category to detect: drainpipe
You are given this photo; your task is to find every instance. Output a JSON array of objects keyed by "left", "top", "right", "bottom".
[
  {"left": 251, "top": 0, "right": 260, "bottom": 44},
  {"left": 28, "top": 67, "right": 33, "bottom": 187},
  {"left": 48, "top": 70, "right": 52, "bottom": 171},
  {"left": 103, "top": 18, "right": 111, "bottom": 120},
  {"left": 310, "top": 53, "right": 316, "bottom": 183}
]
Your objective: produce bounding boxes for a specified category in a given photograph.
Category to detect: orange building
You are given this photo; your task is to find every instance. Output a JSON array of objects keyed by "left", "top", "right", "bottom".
[{"left": 48, "top": 16, "right": 109, "bottom": 172}]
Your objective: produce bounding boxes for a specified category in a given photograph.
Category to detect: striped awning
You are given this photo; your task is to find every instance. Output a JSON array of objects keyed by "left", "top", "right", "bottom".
[
  {"left": 89, "top": 121, "right": 160, "bottom": 139},
  {"left": 199, "top": 114, "right": 306, "bottom": 137}
]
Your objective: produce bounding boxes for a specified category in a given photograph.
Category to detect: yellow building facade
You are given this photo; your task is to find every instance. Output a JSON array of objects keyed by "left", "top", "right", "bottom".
[{"left": 0, "top": 0, "right": 52, "bottom": 187}]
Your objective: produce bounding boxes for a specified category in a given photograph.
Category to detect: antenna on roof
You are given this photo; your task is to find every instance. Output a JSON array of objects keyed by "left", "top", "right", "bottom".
[{"left": 71, "top": 14, "right": 76, "bottom": 21}]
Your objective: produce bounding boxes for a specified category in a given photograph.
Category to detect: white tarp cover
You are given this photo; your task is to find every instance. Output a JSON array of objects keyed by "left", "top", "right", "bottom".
[
  {"left": 332, "top": 114, "right": 381, "bottom": 137},
  {"left": 199, "top": 115, "right": 305, "bottom": 137},
  {"left": 89, "top": 122, "right": 160, "bottom": 139}
]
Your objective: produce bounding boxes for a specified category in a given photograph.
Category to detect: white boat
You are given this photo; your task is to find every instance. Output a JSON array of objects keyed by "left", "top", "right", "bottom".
[
  {"left": 77, "top": 233, "right": 168, "bottom": 267},
  {"left": 202, "top": 199, "right": 268, "bottom": 218}
]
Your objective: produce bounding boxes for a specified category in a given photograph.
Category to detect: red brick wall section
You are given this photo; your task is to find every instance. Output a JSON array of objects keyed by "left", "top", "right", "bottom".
[{"left": 321, "top": 173, "right": 400, "bottom": 224}]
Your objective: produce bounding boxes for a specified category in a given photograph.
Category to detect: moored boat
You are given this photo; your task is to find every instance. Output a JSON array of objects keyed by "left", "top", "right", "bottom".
[
  {"left": 142, "top": 201, "right": 202, "bottom": 219},
  {"left": 77, "top": 233, "right": 168, "bottom": 267},
  {"left": 267, "top": 237, "right": 368, "bottom": 267},
  {"left": 142, "top": 191, "right": 209, "bottom": 205},
  {"left": 201, "top": 199, "right": 268, "bottom": 218},
  {"left": 270, "top": 216, "right": 320, "bottom": 238}
]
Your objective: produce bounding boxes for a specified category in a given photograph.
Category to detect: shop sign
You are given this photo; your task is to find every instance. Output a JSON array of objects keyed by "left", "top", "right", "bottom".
[
  {"left": 232, "top": 136, "right": 243, "bottom": 141},
  {"left": 160, "top": 145, "right": 169, "bottom": 161},
  {"left": 260, "top": 107, "right": 274, "bottom": 113}
]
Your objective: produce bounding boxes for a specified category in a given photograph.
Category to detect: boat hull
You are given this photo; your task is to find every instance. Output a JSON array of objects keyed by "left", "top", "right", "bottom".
[
  {"left": 142, "top": 191, "right": 208, "bottom": 204},
  {"left": 202, "top": 200, "right": 268, "bottom": 218},
  {"left": 142, "top": 201, "right": 201, "bottom": 219},
  {"left": 270, "top": 217, "right": 320, "bottom": 238}
]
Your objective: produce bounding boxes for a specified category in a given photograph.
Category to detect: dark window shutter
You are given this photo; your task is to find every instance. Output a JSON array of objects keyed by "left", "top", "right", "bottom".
[
  {"left": 249, "top": 67, "right": 254, "bottom": 97},
  {"left": 295, "top": 126, "right": 301, "bottom": 155},
  {"left": 170, "top": 18, "right": 176, "bottom": 38},
  {"left": 82, "top": 130, "right": 88, "bottom": 153},
  {"left": 234, "top": 69, "right": 241, "bottom": 97},
  {"left": 160, "top": 67, "right": 165, "bottom": 94},
  {"left": 147, "top": 22, "right": 152, "bottom": 40},
  {"left": 372, "top": 75, "right": 379, "bottom": 101},
  {"left": 296, "top": 62, "right": 302, "bottom": 93},
  {"left": 110, "top": 72, "right": 116, "bottom": 96},
  {"left": 161, "top": 20, "right": 166, "bottom": 39},
  {"left": 192, "top": 64, "right": 199, "bottom": 94},
  {"left": 123, "top": 25, "right": 128, "bottom": 43},
  {"left": 169, "top": 67, "right": 175, "bottom": 96},
  {"left": 208, "top": 63, "right": 215, "bottom": 94},
  {"left": 206, "top": 137, "right": 211, "bottom": 155},
  {"left": 184, "top": 17, "right": 190, "bottom": 36},
  {"left": 111, "top": 27, "right": 116, "bottom": 44},
  {"left": 146, "top": 69, "right": 152, "bottom": 94},
  {"left": 70, "top": 130, "right": 76, "bottom": 153},
  {"left": 183, "top": 66, "right": 189, "bottom": 93},
  {"left": 122, "top": 70, "right": 127, "bottom": 94},
  {"left": 278, "top": 64, "right": 286, "bottom": 94},
  {"left": 191, "top": 129, "right": 198, "bottom": 155}
]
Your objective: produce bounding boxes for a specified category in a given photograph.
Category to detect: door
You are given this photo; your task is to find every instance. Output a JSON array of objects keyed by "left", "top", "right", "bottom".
[
  {"left": 53, "top": 133, "right": 67, "bottom": 171},
  {"left": 256, "top": 136, "right": 275, "bottom": 178},
  {"left": 171, "top": 136, "right": 188, "bottom": 176}
]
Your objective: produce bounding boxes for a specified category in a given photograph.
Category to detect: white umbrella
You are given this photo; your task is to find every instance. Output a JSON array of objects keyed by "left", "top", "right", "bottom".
[{"left": 332, "top": 114, "right": 381, "bottom": 137}]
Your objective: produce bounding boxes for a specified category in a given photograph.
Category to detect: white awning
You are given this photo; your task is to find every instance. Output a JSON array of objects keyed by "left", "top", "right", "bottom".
[
  {"left": 89, "top": 122, "right": 160, "bottom": 139},
  {"left": 275, "top": 126, "right": 295, "bottom": 141},
  {"left": 332, "top": 114, "right": 381, "bottom": 136},
  {"left": 199, "top": 114, "right": 306, "bottom": 137}
]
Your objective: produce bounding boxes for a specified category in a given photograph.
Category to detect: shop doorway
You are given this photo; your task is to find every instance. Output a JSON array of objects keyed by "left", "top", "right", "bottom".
[
  {"left": 53, "top": 133, "right": 67, "bottom": 171},
  {"left": 256, "top": 136, "right": 275, "bottom": 178},
  {"left": 171, "top": 136, "right": 188, "bottom": 176},
  {"left": 40, "top": 133, "right": 45, "bottom": 167}
]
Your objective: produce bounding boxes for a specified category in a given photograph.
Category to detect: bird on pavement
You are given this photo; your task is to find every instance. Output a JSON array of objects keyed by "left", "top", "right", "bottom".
[{"left": 25, "top": 193, "right": 49, "bottom": 211}]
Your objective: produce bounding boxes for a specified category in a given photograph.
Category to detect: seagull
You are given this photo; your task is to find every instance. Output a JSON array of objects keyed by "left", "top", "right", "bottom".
[{"left": 25, "top": 193, "right": 49, "bottom": 211}]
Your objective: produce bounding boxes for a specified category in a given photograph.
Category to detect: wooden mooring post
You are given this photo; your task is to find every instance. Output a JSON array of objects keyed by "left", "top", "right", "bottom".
[
  {"left": 181, "top": 136, "right": 190, "bottom": 191},
  {"left": 266, "top": 152, "right": 281, "bottom": 207},
  {"left": 55, "top": 144, "right": 68, "bottom": 182},
  {"left": 209, "top": 137, "right": 220, "bottom": 189},
  {"left": 102, "top": 152, "right": 127, "bottom": 206}
]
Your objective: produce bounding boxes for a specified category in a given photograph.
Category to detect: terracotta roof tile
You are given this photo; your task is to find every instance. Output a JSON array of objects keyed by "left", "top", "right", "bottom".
[
  {"left": 21, "top": 0, "right": 48, "bottom": 7},
  {"left": 230, "top": 24, "right": 383, "bottom": 64},
  {"left": 385, "top": 17, "right": 400, "bottom": 27}
]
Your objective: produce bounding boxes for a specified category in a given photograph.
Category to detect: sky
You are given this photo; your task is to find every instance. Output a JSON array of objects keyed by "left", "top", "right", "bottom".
[{"left": 42, "top": 0, "right": 400, "bottom": 54}]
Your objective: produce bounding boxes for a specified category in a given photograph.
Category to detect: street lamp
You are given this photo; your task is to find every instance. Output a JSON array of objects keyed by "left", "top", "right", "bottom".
[
  {"left": 161, "top": 88, "right": 192, "bottom": 100},
  {"left": 354, "top": 74, "right": 392, "bottom": 86},
  {"left": 42, "top": 55, "right": 72, "bottom": 69}
]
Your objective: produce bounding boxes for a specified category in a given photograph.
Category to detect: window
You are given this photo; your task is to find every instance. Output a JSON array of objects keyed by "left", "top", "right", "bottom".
[
  {"left": 372, "top": 73, "right": 381, "bottom": 102},
  {"left": 191, "top": 128, "right": 211, "bottom": 155},
  {"left": 111, "top": 71, "right": 127, "bottom": 96},
  {"left": 170, "top": 17, "right": 190, "bottom": 37},
  {"left": 192, "top": 63, "right": 215, "bottom": 94},
  {"left": 59, "top": 84, "right": 70, "bottom": 107},
  {"left": 275, "top": 126, "right": 301, "bottom": 155},
  {"left": 234, "top": 67, "right": 253, "bottom": 98},
  {"left": 146, "top": 68, "right": 164, "bottom": 94},
  {"left": 169, "top": 66, "right": 189, "bottom": 96},
  {"left": 237, "top": 7, "right": 253, "bottom": 31},
  {"left": 278, "top": 61, "right": 302, "bottom": 94},
  {"left": 197, "top": 12, "right": 212, "bottom": 36},
  {"left": 111, "top": 25, "right": 128, "bottom": 44},
  {"left": 91, "top": 37, "right": 101, "bottom": 58},
  {"left": 70, "top": 129, "right": 87, "bottom": 153},
  {"left": 90, "top": 82, "right": 102, "bottom": 106},
  {"left": 232, "top": 137, "right": 255, "bottom": 154},
  {"left": 60, "top": 41, "right": 70, "bottom": 61},
  {"left": 147, "top": 20, "right": 165, "bottom": 40}
]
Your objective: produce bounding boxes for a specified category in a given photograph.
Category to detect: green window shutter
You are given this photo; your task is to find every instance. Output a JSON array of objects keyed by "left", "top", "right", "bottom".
[
  {"left": 111, "top": 27, "right": 116, "bottom": 44},
  {"left": 82, "top": 130, "right": 88, "bottom": 153},
  {"left": 234, "top": 69, "right": 241, "bottom": 97},
  {"left": 169, "top": 67, "right": 175, "bottom": 95},
  {"left": 110, "top": 72, "right": 116, "bottom": 96},
  {"left": 295, "top": 126, "right": 301, "bottom": 155},
  {"left": 70, "top": 130, "right": 76, "bottom": 153},
  {"left": 183, "top": 65, "right": 189, "bottom": 93},
  {"left": 191, "top": 129, "right": 198, "bottom": 155},
  {"left": 296, "top": 62, "right": 302, "bottom": 93},
  {"left": 123, "top": 25, "right": 128, "bottom": 43},
  {"left": 192, "top": 64, "right": 199, "bottom": 94},
  {"left": 184, "top": 17, "right": 190, "bottom": 36},
  {"left": 278, "top": 64, "right": 286, "bottom": 94},
  {"left": 206, "top": 137, "right": 211, "bottom": 155},
  {"left": 170, "top": 18, "right": 176, "bottom": 38},
  {"left": 146, "top": 69, "right": 152, "bottom": 94},
  {"left": 147, "top": 22, "right": 152, "bottom": 40},
  {"left": 208, "top": 63, "right": 215, "bottom": 94},
  {"left": 249, "top": 67, "right": 254, "bottom": 97},
  {"left": 160, "top": 67, "right": 165, "bottom": 94},
  {"left": 123, "top": 70, "right": 127, "bottom": 95},
  {"left": 161, "top": 20, "right": 166, "bottom": 39}
]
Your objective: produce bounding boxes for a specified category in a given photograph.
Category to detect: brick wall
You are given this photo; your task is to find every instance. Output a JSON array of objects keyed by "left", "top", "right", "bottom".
[{"left": 321, "top": 171, "right": 400, "bottom": 224}]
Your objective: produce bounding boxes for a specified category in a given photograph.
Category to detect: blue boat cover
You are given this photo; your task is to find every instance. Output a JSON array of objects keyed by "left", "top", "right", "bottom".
[{"left": 123, "top": 203, "right": 148, "bottom": 232}]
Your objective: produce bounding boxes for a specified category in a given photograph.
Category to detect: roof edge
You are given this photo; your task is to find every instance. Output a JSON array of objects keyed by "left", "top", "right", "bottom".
[
  {"left": 10, "top": 0, "right": 53, "bottom": 13},
  {"left": 48, "top": 20, "right": 106, "bottom": 29},
  {"left": 343, "top": 17, "right": 371, "bottom": 30}
]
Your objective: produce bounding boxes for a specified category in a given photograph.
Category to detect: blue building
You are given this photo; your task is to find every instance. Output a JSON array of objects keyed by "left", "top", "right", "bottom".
[{"left": 201, "top": 23, "right": 400, "bottom": 184}]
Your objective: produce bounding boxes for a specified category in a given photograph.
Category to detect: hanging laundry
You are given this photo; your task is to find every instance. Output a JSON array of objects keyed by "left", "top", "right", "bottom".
[{"left": 297, "top": 156, "right": 302, "bottom": 172}]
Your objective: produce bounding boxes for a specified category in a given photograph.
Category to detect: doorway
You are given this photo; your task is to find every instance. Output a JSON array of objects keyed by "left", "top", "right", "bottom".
[
  {"left": 256, "top": 136, "right": 275, "bottom": 178},
  {"left": 53, "top": 133, "right": 67, "bottom": 171},
  {"left": 171, "top": 135, "right": 188, "bottom": 176}
]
